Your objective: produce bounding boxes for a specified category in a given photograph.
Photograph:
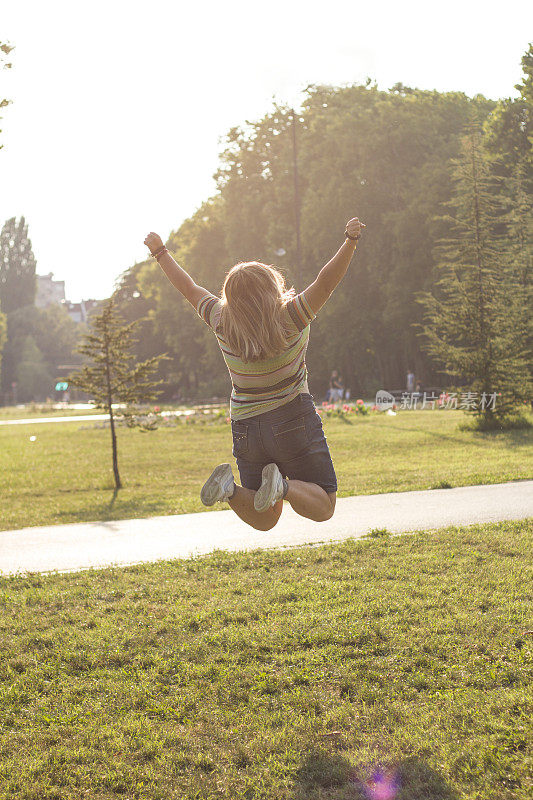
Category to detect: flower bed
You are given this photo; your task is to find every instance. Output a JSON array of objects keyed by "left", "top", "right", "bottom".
[{"left": 318, "top": 399, "right": 394, "bottom": 419}]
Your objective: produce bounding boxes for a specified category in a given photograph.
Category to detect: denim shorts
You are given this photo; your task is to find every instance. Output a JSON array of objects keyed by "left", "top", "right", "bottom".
[{"left": 230, "top": 392, "right": 338, "bottom": 494}]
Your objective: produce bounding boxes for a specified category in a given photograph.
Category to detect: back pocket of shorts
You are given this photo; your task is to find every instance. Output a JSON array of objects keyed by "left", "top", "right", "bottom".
[
  {"left": 272, "top": 415, "right": 309, "bottom": 459},
  {"left": 231, "top": 420, "right": 249, "bottom": 457}
]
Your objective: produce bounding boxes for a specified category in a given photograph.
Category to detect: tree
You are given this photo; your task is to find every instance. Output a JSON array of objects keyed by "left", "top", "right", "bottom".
[
  {"left": 0, "top": 40, "right": 14, "bottom": 150},
  {"left": 0, "top": 216, "right": 37, "bottom": 313},
  {"left": 483, "top": 43, "right": 533, "bottom": 393},
  {"left": 15, "top": 335, "right": 51, "bottom": 402},
  {"left": 0, "top": 303, "right": 82, "bottom": 401},
  {"left": 498, "top": 158, "right": 533, "bottom": 396},
  {"left": 415, "top": 119, "right": 532, "bottom": 427},
  {"left": 210, "top": 83, "right": 496, "bottom": 395},
  {"left": 0, "top": 308, "right": 6, "bottom": 391},
  {"left": 121, "top": 80, "right": 499, "bottom": 399},
  {"left": 483, "top": 43, "right": 532, "bottom": 176},
  {"left": 67, "top": 293, "right": 170, "bottom": 490},
  {"left": 36, "top": 303, "right": 82, "bottom": 375}
]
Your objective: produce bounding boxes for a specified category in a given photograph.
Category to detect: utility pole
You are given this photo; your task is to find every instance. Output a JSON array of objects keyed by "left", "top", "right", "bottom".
[{"left": 290, "top": 108, "right": 302, "bottom": 286}]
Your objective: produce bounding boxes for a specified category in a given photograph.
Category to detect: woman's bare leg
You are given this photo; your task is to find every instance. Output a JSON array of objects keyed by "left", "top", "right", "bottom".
[
  {"left": 228, "top": 484, "right": 283, "bottom": 531},
  {"left": 285, "top": 480, "right": 336, "bottom": 522}
]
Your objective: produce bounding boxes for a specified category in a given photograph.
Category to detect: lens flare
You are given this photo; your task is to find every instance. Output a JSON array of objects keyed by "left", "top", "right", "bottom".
[{"left": 362, "top": 768, "right": 399, "bottom": 800}]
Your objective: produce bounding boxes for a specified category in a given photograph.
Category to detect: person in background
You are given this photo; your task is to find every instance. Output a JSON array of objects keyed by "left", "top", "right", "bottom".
[
  {"left": 328, "top": 370, "right": 343, "bottom": 403},
  {"left": 326, "top": 370, "right": 338, "bottom": 402},
  {"left": 406, "top": 369, "right": 415, "bottom": 393}
]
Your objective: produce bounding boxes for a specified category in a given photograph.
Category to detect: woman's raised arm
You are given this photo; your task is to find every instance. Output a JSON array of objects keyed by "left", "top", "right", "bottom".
[
  {"left": 303, "top": 217, "right": 365, "bottom": 314},
  {"left": 144, "top": 232, "right": 210, "bottom": 308}
]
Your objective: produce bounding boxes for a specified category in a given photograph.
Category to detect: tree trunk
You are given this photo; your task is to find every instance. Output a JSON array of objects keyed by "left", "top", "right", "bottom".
[
  {"left": 375, "top": 350, "right": 386, "bottom": 389},
  {"left": 108, "top": 404, "right": 122, "bottom": 490},
  {"left": 104, "top": 336, "right": 122, "bottom": 490}
]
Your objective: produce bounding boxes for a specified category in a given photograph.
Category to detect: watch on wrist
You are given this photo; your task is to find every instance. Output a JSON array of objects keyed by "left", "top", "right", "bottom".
[{"left": 345, "top": 230, "right": 360, "bottom": 241}]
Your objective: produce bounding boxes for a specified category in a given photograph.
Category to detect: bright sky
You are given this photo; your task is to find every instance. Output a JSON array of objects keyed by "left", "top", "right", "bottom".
[{"left": 1, "top": 1, "right": 531, "bottom": 302}]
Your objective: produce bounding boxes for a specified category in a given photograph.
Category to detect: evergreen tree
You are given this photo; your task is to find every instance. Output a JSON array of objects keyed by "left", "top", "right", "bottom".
[
  {"left": 0, "top": 216, "right": 37, "bottom": 313},
  {"left": 67, "top": 293, "right": 170, "bottom": 490},
  {"left": 499, "top": 158, "right": 533, "bottom": 396},
  {"left": 415, "top": 119, "right": 532, "bottom": 427},
  {"left": 484, "top": 43, "right": 533, "bottom": 397},
  {"left": 514, "top": 43, "right": 533, "bottom": 166}
]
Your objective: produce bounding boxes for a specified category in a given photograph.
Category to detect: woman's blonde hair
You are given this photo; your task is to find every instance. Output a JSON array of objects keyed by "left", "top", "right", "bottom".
[{"left": 218, "top": 261, "right": 296, "bottom": 362}]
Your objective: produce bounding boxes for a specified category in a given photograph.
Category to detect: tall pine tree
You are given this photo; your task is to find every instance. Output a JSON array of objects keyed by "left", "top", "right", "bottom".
[
  {"left": 499, "top": 158, "right": 532, "bottom": 398},
  {"left": 0, "top": 216, "right": 37, "bottom": 313},
  {"left": 415, "top": 118, "right": 532, "bottom": 427},
  {"left": 484, "top": 44, "right": 533, "bottom": 397}
]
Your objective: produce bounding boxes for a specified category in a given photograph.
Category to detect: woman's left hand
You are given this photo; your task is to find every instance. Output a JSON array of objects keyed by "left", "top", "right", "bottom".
[
  {"left": 144, "top": 232, "right": 164, "bottom": 255},
  {"left": 345, "top": 217, "right": 365, "bottom": 240}
]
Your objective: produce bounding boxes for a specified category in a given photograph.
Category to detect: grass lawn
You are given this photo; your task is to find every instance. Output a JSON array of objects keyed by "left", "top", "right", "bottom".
[
  {"left": 1, "top": 409, "right": 532, "bottom": 530},
  {"left": 0, "top": 519, "right": 531, "bottom": 799}
]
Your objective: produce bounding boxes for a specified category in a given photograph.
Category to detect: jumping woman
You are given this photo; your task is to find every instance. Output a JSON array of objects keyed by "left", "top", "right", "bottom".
[{"left": 144, "top": 217, "right": 365, "bottom": 531}]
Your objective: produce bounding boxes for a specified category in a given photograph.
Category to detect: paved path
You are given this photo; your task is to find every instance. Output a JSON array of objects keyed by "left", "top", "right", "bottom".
[
  {"left": 0, "top": 410, "right": 199, "bottom": 426},
  {"left": 0, "top": 414, "right": 112, "bottom": 425},
  {"left": 0, "top": 404, "right": 228, "bottom": 427},
  {"left": 1, "top": 481, "right": 531, "bottom": 576}
]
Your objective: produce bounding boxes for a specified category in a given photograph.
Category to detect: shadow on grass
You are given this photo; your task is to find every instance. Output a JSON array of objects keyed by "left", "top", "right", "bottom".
[
  {"left": 293, "top": 750, "right": 459, "bottom": 800},
  {"left": 378, "top": 420, "right": 532, "bottom": 450},
  {"left": 53, "top": 496, "right": 169, "bottom": 524},
  {"left": 109, "top": 486, "right": 119, "bottom": 510}
]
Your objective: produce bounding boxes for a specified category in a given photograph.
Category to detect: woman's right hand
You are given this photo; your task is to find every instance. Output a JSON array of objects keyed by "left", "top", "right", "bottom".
[{"left": 345, "top": 217, "right": 365, "bottom": 240}]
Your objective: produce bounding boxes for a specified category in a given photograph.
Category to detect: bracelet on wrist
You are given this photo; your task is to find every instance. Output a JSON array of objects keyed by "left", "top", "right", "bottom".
[
  {"left": 152, "top": 246, "right": 168, "bottom": 259},
  {"left": 344, "top": 231, "right": 361, "bottom": 241}
]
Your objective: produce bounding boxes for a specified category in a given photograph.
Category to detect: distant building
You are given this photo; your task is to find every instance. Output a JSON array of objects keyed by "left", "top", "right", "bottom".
[
  {"left": 61, "top": 298, "right": 100, "bottom": 324},
  {"left": 35, "top": 272, "right": 66, "bottom": 308},
  {"left": 35, "top": 272, "right": 101, "bottom": 323}
]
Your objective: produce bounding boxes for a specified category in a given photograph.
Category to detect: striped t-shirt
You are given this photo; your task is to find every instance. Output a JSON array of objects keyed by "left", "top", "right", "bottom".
[{"left": 195, "top": 291, "right": 317, "bottom": 420}]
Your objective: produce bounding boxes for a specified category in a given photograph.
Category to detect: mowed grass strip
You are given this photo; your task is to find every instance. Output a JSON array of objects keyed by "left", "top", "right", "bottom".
[
  {"left": 1, "top": 409, "right": 532, "bottom": 530},
  {"left": 0, "top": 520, "right": 531, "bottom": 799}
]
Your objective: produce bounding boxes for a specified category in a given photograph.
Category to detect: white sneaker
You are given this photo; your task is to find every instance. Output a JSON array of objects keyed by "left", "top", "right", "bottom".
[
  {"left": 254, "top": 463, "right": 286, "bottom": 513},
  {"left": 200, "top": 463, "right": 235, "bottom": 506}
]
